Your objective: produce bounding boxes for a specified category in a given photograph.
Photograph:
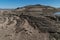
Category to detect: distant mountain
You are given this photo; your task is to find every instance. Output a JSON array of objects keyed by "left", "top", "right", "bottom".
[
  {"left": 16, "top": 4, "right": 55, "bottom": 9},
  {"left": 15, "top": 4, "right": 56, "bottom": 16}
]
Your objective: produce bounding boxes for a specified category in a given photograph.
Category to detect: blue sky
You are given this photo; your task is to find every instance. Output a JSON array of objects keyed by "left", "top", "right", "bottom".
[{"left": 0, "top": 0, "right": 60, "bottom": 9}]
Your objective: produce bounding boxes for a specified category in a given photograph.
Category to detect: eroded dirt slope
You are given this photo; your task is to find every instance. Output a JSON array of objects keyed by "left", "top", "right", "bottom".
[{"left": 0, "top": 13, "right": 59, "bottom": 40}]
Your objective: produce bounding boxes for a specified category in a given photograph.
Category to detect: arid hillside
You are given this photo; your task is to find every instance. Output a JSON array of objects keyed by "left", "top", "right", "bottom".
[{"left": 0, "top": 4, "right": 60, "bottom": 40}]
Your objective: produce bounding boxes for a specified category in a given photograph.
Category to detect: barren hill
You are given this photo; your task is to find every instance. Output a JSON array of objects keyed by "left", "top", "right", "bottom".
[{"left": 0, "top": 4, "right": 60, "bottom": 40}]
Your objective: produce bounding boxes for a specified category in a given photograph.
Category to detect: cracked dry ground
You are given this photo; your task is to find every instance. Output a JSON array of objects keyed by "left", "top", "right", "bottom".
[{"left": 0, "top": 13, "right": 60, "bottom": 40}]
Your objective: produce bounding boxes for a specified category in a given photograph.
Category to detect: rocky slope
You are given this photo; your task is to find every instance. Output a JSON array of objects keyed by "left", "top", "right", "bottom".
[
  {"left": 0, "top": 13, "right": 59, "bottom": 40},
  {"left": 0, "top": 4, "right": 60, "bottom": 40}
]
